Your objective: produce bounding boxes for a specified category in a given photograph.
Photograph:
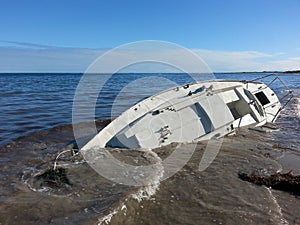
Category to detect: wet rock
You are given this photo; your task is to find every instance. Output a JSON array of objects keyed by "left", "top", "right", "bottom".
[
  {"left": 239, "top": 170, "right": 300, "bottom": 195},
  {"left": 35, "top": 167, "right": 71, "bottom": 188}
]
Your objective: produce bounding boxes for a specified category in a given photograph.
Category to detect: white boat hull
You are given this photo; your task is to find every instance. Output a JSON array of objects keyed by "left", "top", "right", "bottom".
[{"left": 82, "top": 80, "right": 281, "bottom": 150}]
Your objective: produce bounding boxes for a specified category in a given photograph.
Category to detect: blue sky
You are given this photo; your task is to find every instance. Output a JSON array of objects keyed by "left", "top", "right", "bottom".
[{"left": 0, "top": 0, "right": 300, "bottom": 72}]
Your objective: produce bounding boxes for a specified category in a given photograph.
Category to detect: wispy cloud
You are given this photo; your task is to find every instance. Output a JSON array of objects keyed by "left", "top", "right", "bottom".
[
  {"left": 0, "top": 40, "right": 59, "bottom": 50},
  {"left": 194, "top": 49, "right": 300, "bottom": 72},
  {"left": 0, "top": 42, "right": 299, "bottom": 72},
  {"left": 0, "top": 45, "right": 106, "bottom": 72},
  {"left": 267, "top": 57, "right": 300, "bottom": 71},
  {"left": 194, "top": 49, "right": 272, "bottom": 72}
]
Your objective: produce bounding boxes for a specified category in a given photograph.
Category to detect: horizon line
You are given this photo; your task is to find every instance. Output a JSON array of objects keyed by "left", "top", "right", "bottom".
[{"left": 0, "top": 70, "right": 299, "bottom": 74}]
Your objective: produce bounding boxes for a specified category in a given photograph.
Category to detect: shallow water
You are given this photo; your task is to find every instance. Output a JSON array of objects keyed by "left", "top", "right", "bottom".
[
  {"left": 0, "top": 73, "right": 300, "bottom": 225},
  {"left": 0, "top": 97, "right": 299, "bottom": 225}
]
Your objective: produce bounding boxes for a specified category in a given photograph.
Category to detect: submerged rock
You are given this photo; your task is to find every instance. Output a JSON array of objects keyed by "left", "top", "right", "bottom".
[
  {"left": 239, "top": 170, "right": 300, "bottom": 195},
  {"left": 35, "top": 167, "right": 71, "bottom": 188}
]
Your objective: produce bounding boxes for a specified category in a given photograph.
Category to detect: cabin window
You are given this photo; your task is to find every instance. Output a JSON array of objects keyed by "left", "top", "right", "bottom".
[{"left": 255, "top": 91, "right": 270, "bottom": 106}]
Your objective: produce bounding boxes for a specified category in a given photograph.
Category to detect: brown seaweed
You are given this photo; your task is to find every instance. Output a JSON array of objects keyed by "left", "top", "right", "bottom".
[{"left": 239, "top": 171, "right": 300, "bottom": 195}]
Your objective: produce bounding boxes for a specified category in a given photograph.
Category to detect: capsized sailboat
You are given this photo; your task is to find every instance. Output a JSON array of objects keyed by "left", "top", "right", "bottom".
[{"left": 82, "top": 77, "right": 289, "bottom": 150}]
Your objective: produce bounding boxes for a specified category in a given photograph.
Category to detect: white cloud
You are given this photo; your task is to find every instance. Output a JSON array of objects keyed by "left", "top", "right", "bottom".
[
  {"left": 0, "top": 42, "right": 299, "bottom": 72},
  {"left": 267, "top": 57, "right": 300, "bottom": 71},
  {"left": 193, "top": 49, "right": 271, "bottom": 72},
  {"left": 193, "top": 49, "right": 300, "bottom": 72},
  {"left": 0, "top": 47, "right": 106, "bottom": 72}
]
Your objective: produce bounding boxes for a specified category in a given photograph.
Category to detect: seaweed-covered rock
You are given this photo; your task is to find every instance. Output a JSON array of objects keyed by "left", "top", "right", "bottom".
[
  {"left": 35, "top": 167, "right": 71, "bottom": 188},
  {"left": 239, "top": 171, "right": 300, "bottom": 195}
]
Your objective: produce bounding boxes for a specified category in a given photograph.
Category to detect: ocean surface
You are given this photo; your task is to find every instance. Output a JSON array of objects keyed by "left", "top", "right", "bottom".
[{"left": 0, "top": 73, "right": 300, "bottom": 225}]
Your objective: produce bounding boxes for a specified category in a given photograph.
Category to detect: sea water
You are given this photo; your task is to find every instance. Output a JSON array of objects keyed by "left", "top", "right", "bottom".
[{"left": 0, "top": 73, "right": 299, "bottom": 225}]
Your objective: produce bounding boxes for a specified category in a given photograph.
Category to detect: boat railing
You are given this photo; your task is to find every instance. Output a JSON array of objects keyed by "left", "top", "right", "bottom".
[
  {"left": 267, "top": 76, "right": 293, "bottom": 100},
  {"left": 251, "top": 74, "right": 294, "bottom": 123},
  {"left": 251, "top": 74, "right": 293, "bottom": 102}
]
